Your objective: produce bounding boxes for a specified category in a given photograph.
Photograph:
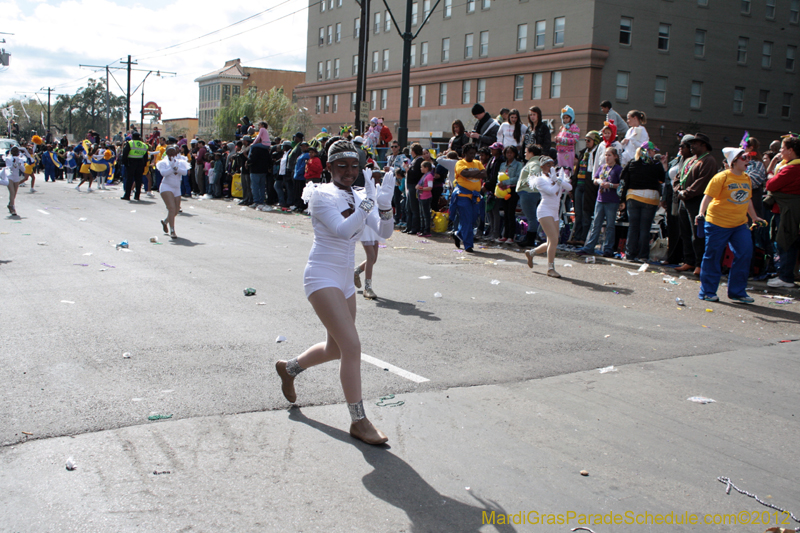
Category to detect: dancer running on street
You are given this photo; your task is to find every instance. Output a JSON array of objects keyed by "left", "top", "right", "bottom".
[
  {"left": 155, "top": 146, "right": 191, "bottom": 238},
  {"left": 275, "top": 140, "right": 396, "bottom": 445}
]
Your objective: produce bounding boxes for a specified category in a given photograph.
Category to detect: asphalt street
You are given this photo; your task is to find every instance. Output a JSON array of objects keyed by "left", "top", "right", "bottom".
[{"left": 1, "top": 179, "right": 798, "bottom": 532}]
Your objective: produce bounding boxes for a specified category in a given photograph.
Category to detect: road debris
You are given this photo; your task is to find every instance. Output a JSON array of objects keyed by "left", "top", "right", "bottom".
[
  {"left": 376, "top": 394, "right": 404, "bottom": 407},
  {"left": 599, "top": 366, "right": 617, "bottom": 373},
  {"left": 66, "top": 457, "right": 77, "bottom": 471},
  {"left": 147, "top": 414, "right": 173, "bottom": 421},
  {"left": 122, "top": 352, "right": 131, "bottom": 359},
  {"left": 419, "top": 276, "right": 431, "bottom": 279},
  {"left": 676, "top": 298, "right": 685, "bottom": 306},
  {"left": 490, "top": 279, "right": 500, "bottom": 285},
  {"left": 243, "top": 288, "right": 256, "bottom": 296},
  {"left": 61, "top": 300, "right": 75, "bottom": 304},
  {"left": 687, "top": 396, "right": 716, "bottom": 404},
  {"left": 434, "top": 292, "right": 442, "bottom": 298},
  {"left": 276, "top": 335, "right": 287, "bottom": 343},
  {"left": 580, "top": 470, "right": 589, "bottom": 476},
  {"left": 637, "top": 263, "right": 648, "bottom": 272}
]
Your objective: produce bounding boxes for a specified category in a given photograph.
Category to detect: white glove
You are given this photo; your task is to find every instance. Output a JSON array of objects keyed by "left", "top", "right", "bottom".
[
  {"left": 377, "top": 170, "right": 396, "bottom": 210},
  {"left": 363, "top": 168, "right": 376, "bottom": 202},
  {"left": 549, "top": 167, "right": 558, "bottom": 182}
]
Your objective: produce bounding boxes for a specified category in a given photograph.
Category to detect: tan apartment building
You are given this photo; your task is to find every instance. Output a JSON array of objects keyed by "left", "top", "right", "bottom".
[
  {"left": 296, "top": 0, "right": 798, "bottom": 152},
  {"left": 162, "top": 118, "right": 199, "bottom": 140},
  {"left": 195, "top": 59, "right": 305, "bottom": 136}
]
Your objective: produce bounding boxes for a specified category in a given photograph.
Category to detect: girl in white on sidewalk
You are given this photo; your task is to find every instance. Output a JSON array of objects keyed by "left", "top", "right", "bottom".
[
  {"left": 620, "top": 110, "right": 649, "bottom": 165},
  {"left": 525, "top": 156, "right": 572, "bottom": 278},
  {"left": 156, "top": 146, "right": 191, "bottom": 238},
  {"left": 275, "top": 140, "right": 396, "bottom": 446},
  {"left": 496, "top": 108, "right": 528, "bottom": 151}
]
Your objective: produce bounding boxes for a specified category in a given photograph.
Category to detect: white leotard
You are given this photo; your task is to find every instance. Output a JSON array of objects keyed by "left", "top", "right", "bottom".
[
  {"left": 156, "top": 156, "right": 191, "bottom": 196},
  {"left": 304, "top": 183, "right": 393, "bottom": 298},
  {"left": 533, "top": 173, "right": 572, "bottom": 220},
  {"left": 3, "top": 155, "right": 26, "bottom": 183}
]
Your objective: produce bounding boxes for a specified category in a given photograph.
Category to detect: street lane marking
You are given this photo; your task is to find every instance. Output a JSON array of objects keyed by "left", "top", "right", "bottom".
[
  {"left": 361, "top": 353, "right": 430, "bottom": 383},
  {"left": 37, "top": 209, "right": 50, "bottom": 215}
]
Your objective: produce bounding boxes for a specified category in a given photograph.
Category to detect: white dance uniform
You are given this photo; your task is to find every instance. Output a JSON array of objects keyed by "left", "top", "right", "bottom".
[
  {"left": 621, "top": 126, "right": 649, "bottom": 166},
  {"left": 156, "top": 156, "right": 191, "bottom": 196},
  {"left": 304, "top": 183, "right": 393, "bottom": 299},
  {"left": 533, "top": 173, "right": 572, "bottom": 220},
  {"left": 3, "top": 155, "right": 26, "bottom": 183}
]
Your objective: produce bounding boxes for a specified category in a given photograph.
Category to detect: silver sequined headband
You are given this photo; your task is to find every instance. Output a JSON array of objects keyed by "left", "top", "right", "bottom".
[{"left": 328, "top": 151, "right": 359, "bottom": 162}]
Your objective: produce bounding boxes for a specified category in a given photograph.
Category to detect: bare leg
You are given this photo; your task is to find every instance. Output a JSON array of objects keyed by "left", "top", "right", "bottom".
[
  {"left": 7, "top": 181, "right": 19, "bottom": 213},
  {"left": 362, "top": 243, "right": 379, "bottom": 280},
  {"left": 540, "top": 217, "right": 560, "bottom": 265},
  {"left": 298, "top": 288, "right": 361, "bottom": 402},
  {"left": 29, "top": 173, "right": 36, "bottom": 190},
  {"left": 160, "top": 191, "right": 179, "bottom": 234}
]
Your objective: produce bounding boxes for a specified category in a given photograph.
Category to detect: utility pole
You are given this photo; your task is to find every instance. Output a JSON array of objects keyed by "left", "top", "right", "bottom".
[
  {"left": 105, "top": 66, "right": 111, "bottom": 140},
  {"left": 40, "top": 86, "right": 54, "bottom": 133},
  {"left": 354, "top": 0, "right": 370, "bottom": 134},
  {"left": 121, "top": 55, "right": 137, "bottom": 132},
  {"left": 383, "top": 0, "right": 441, "bottom": 148}
]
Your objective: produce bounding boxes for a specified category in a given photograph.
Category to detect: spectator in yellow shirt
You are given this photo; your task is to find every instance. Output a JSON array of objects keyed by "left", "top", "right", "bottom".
[{"left": 453, "top": 144, "right": 486, "bottom": 252}]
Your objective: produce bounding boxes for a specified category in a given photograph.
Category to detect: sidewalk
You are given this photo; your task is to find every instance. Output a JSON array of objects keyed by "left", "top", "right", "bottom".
[{"left": 2, "top": 342, "right": 798, "bottom": 532}]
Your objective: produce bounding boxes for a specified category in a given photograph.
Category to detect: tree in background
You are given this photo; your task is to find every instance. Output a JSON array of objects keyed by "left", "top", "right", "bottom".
[
  {"left": 214, "top": 86, "right": 312, "bottom": 141},
  {"left": 52, "top": 78, "right": 126, "bottom": 139},
  {"left": 0, "top": 97, "right": 47, "bottom": 140}
]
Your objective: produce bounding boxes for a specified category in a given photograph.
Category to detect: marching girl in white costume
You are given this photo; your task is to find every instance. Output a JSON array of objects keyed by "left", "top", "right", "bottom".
[
  {"left": 155, "top": 146, "right": 191, "bottom": 239},
  {"left": 353, "top": 173, "right": 387, "bottom": 299},
  {"left": 3, "top": 146, "right": 26, "bottom": 216},
  {"left": 275, "top": 140, "right": 396, "bottom": 445},
  {"left": 524, "top": 155, "right": 572, "bottom": 278}
]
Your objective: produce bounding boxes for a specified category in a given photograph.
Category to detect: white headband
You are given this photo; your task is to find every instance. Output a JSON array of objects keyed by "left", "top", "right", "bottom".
[{"left": 328, "top": 151, "right": 359, "bottom": 162}]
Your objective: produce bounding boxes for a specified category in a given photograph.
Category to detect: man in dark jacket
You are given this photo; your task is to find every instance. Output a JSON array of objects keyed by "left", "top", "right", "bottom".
[
  {"left": 467, "top": 104, "right": 500, "bottom": 149},
  {"left": 675, "top": 133, "right": 717, "bottom": 275},
  {"left": 248, "top": 141, "right": 272, "bottom": 208}
]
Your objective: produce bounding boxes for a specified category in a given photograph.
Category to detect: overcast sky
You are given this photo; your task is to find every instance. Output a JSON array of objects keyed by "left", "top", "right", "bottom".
[{"left": 0, "top": 0, "right": 308, "bottom": 123}]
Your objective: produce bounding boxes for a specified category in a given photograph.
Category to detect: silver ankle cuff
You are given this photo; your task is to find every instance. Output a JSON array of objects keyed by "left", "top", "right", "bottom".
[
  {"left": 285, "top": 358, "right": 305, "bottom": 377},
  {"left": 348, "top": 400, "right": 366, "bottom": 421}
]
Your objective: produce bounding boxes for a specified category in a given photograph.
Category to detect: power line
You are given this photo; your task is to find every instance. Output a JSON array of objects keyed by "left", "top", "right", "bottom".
[
  {"left": 132, "top": 0, "right": 296, "bottom": 60},
  {"left": 134, "top": 0, "right": 316, "bottom": 61}
]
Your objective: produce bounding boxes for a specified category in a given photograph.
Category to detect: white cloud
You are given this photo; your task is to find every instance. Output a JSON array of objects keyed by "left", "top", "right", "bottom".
[{"left": 0, "top": 0, "right": 308, "bottom": 124}]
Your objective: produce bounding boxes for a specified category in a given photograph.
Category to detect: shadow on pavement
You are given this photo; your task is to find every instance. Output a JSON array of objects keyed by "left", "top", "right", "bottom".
[
  {"left": 714, "top": 300, "right": 799, "bottom": 324},
  {"left": 168, "top": 237, "right": 204, "bottom": 247},
  {"left": 555, "top": 276, "right": 635, "bottom": 296},
  {"left": 374, "top": 297, "right": 441, "bottom": 321},
  {"left": 288, "top": 407, "right": 518, "bottom": 533}
]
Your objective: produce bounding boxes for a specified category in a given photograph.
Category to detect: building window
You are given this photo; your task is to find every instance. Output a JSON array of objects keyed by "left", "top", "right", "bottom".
[
  {"left": 385, "top": 10, "right": 391, "bottom": 32},
  {"left": 532, "top": 73, "right": 543, "bottom": 99},
  {"left": 550, "top": 71, "right": 562, "bottom": 98},
  {"left": 412, "top": 2, "right": 418, "bottom": 25},
  {"left": 326, "top": 60, "right": 331, "bottom": 80},
  {"left": 479, "top": 31, "right": 489, "bottom": 57},
  {"left": 535, "top": 20, "right": 546, "bottom": 49},
  {"left": 698, "top": 0, "right": 708, "bottom": 5},
  {"left": 333, "top": 94, "right": 338, "bottom": 113},
  {"left": 517, "top": 24, "right": 527, "bottom": 51},
  {"left": 321, "top": 0, "right": 325, "bottom": 12},
  {"left": 467, "top": 0, "right": 475, "bottom": 13},
  {"left": 465, "top": 33, "right": 474, "bottom": 59},
  {"left": 424, "top": 0, "right": 431, "bottom": 19},
  {"left": 354, "top": 17, "right": 360, "bottom": 39},
  {"left": 482, "top": 0, "right": 491, "bottom": 9},
  {"left": 372, "top": 51, "right": 379, "bottom": 73},
  {"left": 619, "top": 18, "right": 632, "bottom": 45},
  {"left": 439, "top": 83, "right": 447, "bottom": 106},
  {"left": 733, "top": 87, "right": 745, "bottom": 114},
  {"left": 374, "top": 12, "right": 381, "bottom": 33},
  {"left": 738, "top": 37, "right": 748, "bottom": 64},
  {"left": 324, "top": 95, "right": 330, "bottom": 113},
  {"left": 462, "top": 80, "right": 471, "bottom": 104},
  {"left": 658, "top": 24, "right": 670, "bottom": 51},
  {"left": 317, "top": 61, "right": 323, "bottom": 81},
  {"left": 419, "top": 85, "right": 426, "bottom": 107},
  {"left": 791, "top": 0, "right": 800, "bottom": 23},
  {"left": 370, "top": 90, "right": 377, "bottom": 110},
  {"left": 690, "top": 81, "right": 703, "bottom": 109},
  {"left": 788, "top": 45, "right": 797, "bottom": 71},
  {"left": 337, "top": 0, "right": 342, "bottom": 7},
  {"left": 383, "top": 49, "right": 389, "bottom": 71},
  {"left": 444, "top": 0, "right": 452, "bottom": 18},
  {"left": 766, "top": 0, "right": 776, "bottom": 19},
  {"left": 442, "top": 38, "right": 450, "bottom": 62},
  {"left": 616, "top": 71, "right": 629, "bottom": 101},
  {"left": 315, "top": 96, "right": 321, "bottom": 114},
  {"left": 477, "top": 79, "right": 486, "bottom": 103},
  {"left": 381, "top": 89, "right": 388, "bottom": 110},
  {"left": 554, "top": 17, "right": 565, "bottom": 46},
  {"left": 421, "top": 41, "right": 428, "bottom": 65},
  {"left": 352, "top": 55, "right": 358, "bottom": 76},
  {"left": 336, "top": 23, "right": 341, "bottom": 42},
  {"left": 334, "top": 58, "right": 340, "bottom": 78},
  {"left": 654, "top": 76, "right": 667, "bottom": 105},
  {"left": 408, "top": 86, "right": 414, "bottom": 108},
  {"left": 782, "top": 93, "right": 793, "bottom": 118},
  {"left": 329, "top": 0, "right": 334, "bottom": 10},
  {"left": 351, "top": 92, "right": 356, "bottom": 112},
  {"left": 411, "top": 44, "right": 417, "bottom": 67},
  {"left": 741, "top": 0, "right": 751, "bottom": 14},
  {"left": 319, "top": 27, "right": 324, "bottom": 46},
  {"left": 327, "top": 25, "right": 333, "bottom": 45},
  {"left": 762, "top": 41, "right": 773, "bottom": 68},
  {"left": 514, "top": 74, "right": 524, "bottom": 100},
  {"left": 758, "top": 90, "right": 769, "bottom": 115},
  {"left": 694, "top": 30, "right": 705, "bottom": 58}
]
